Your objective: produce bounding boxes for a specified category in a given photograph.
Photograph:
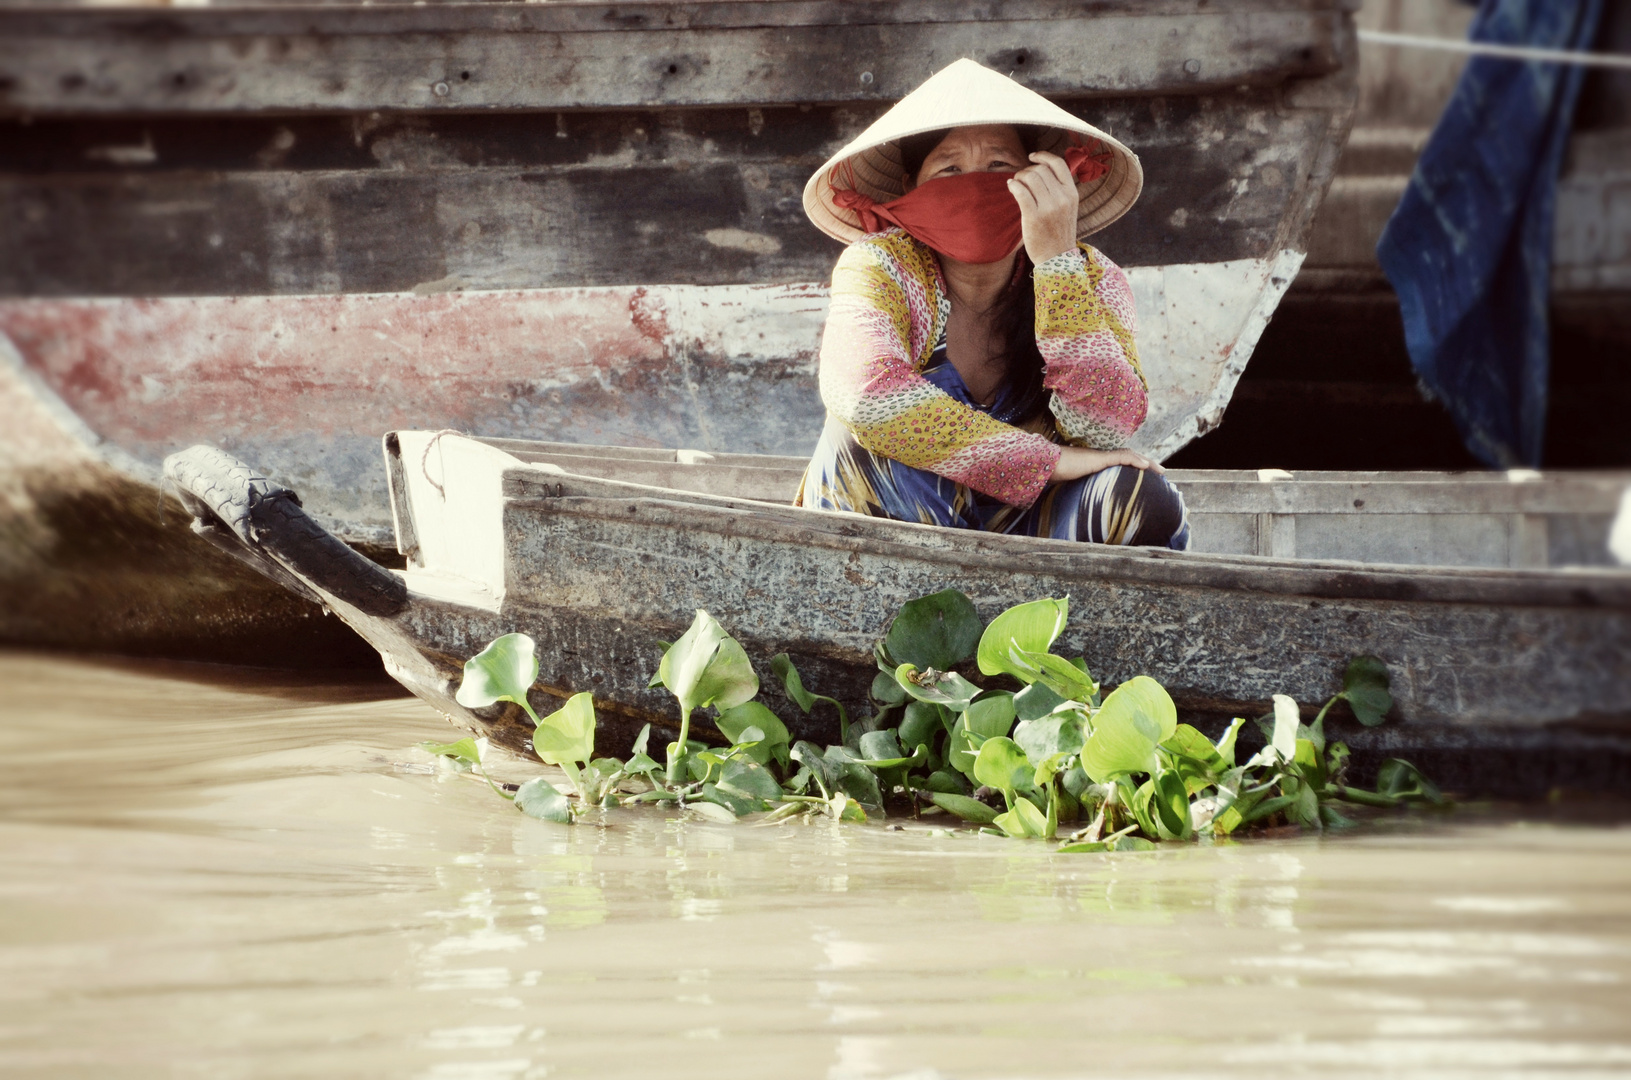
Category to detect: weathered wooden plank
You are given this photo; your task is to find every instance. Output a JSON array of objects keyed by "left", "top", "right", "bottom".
[
  {"left": 0, "top": 91, "right": 1335, "bottom": 295},
  {"left": 0, "top": 3, "right": 1350, "bottom": 114}
]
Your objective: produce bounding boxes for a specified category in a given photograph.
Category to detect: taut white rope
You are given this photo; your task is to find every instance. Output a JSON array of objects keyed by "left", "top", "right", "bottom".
[{"left": 1359, "top": 28, "right": 1631, "bottom": 70}]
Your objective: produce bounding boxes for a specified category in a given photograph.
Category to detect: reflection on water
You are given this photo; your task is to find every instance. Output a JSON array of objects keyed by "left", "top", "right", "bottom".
[{"left": 2, "top": 651, "right": 1629, "bottom": 1078}]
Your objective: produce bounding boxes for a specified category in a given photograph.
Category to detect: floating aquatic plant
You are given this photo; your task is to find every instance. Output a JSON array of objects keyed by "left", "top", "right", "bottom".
[{"left": 426, "top": 592, "right": 1445, "bottom": 846}]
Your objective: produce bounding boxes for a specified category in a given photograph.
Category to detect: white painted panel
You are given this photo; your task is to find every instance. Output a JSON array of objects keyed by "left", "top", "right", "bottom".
[{"left": 1126, "top": 251, "right": 1303, "bottom": 460}]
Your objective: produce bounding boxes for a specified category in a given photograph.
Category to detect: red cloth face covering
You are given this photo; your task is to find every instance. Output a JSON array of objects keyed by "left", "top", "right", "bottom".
[{"left": 831, "top": 143, "right": 1110, "bottom": 264}]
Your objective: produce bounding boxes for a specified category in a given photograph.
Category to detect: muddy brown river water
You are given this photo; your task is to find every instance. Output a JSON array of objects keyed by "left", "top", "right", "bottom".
[{"left": 3, "top": 651, "right": 1630, "bottom": 1079}]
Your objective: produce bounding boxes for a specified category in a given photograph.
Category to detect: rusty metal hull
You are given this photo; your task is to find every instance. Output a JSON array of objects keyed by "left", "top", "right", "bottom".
[{"left": 290, "top": 433, "right": 1631, "bottom": 799}]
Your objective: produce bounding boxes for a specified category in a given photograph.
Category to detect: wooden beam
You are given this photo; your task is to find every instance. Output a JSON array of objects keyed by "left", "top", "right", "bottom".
[
  {"left": 0, "top": 91, "right": 1333, "bottom": 295},
  {"left": 0, "top": 3, "right": 1350, "bottom": 115}
]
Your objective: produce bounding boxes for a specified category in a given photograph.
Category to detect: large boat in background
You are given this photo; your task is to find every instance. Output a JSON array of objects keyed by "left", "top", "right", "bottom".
[{"left": 0, "top": 0, "right": 1360, "bottom": 661}]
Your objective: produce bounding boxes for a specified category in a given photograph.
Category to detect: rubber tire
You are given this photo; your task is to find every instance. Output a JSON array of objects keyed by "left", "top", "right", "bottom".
[{"left": 164, "top": 444, "right": 408, "bottom": 618}]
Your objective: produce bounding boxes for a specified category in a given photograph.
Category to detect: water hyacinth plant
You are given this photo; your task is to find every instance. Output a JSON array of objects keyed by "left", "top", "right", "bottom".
[{"left": 427, "top": 591, "right": 1445, "bottom": 847}]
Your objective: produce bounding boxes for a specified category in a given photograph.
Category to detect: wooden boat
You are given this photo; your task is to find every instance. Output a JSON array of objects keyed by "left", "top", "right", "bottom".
[
  {"left": 165, "top": 432, "right": 1631, "bottom": 798},
  {"left": 1, "top": 0, "right": 1360, "bottom": 661}
]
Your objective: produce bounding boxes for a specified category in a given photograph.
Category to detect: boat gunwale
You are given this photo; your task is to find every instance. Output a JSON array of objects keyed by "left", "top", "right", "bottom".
[
  {"left": 499, "top": 468, "right": 1631, "bottom": 612},
  {"left": 482, "top": 438, "right": 1631, "bottom": 491}
]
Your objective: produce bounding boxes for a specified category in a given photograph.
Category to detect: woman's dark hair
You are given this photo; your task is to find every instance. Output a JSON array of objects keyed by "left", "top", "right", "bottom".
[{"left": 896, "top": 124, "right": 1050, "bottom": 421}]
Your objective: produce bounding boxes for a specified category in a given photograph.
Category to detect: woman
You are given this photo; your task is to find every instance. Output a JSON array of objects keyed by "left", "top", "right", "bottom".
[{"left": 796, "top": 59, "right": 1188, "bottom": 549}]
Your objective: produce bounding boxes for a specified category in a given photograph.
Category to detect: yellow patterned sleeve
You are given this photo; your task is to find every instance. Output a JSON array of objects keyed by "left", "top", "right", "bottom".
[{"left": 1033, "top": 245, "right": 1150, "bottom": 448}]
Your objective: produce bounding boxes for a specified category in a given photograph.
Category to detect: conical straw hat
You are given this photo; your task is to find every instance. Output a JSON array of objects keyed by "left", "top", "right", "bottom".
[{"left": 803, "top": 58, "right": 1142, "bottom": 245}]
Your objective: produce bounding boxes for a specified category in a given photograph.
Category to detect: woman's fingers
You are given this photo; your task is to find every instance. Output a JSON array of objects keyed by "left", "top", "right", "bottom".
[
  {"left": 1011, "top": 163, "right": 1067, "bottom": 205},
  {"left": 1110, "top": 448, "right": 1165, "bottom": 474},
  {"left": 1005, "top": 175, "right": 1040, "bottom": 213},
  {"left": 1029, "top": 151, "right": 1074, "bottom": 186},
  {"left": 1011, "top": 154, "right": 1081, "bottom": 265}
]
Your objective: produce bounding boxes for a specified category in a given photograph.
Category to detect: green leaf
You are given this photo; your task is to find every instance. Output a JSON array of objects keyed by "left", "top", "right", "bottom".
[
  {"left": 687, "top": 797, "right": 741, "bottom": 824},
  {"left": 831, "top": 793, "right": 869, "bottom": 823},
  {"left": 1376, "top": 758, "right": 1445, "bottom": 804},
  {"left": 422, "top": 737, "right": 482, "bottom": 765},
  {"left": 966, "top": 693, "right": 1017, "bottom": 738},
  {"left": 533, "top": 692, "right": 596, "bottom": 767},
  {"left": 1215, "top": 717, "right": 1245, "bottom": 767},
  {"left": 1240, "top": 793, "right": 1297, "bottom": 826},
  {"left": 1320, "top": 803, "right": 1357, "bottom": 829},
  {"left": 717, "top": 702, "right": 791, "bottom": 768},
  {"left": 973, "top": 736, "right": 1033, "bottom": 798},
  {"left": 656, "top": 610, "right": 730, "bottom": 714},
  {"left": 690, "top": 636, "right": 759, "bottom": 713},
  {"left": 1013, "top": 714, "right": 1087, "bottom": 765},
  {"left": 514, "top": 777, "right": 572, "bottom": 823},
  {"left": 771, "top": 653, "right": 819, "bottom": 712},
  {"left": 927, "top": 791, "right": 999, "bottom": 824},
  {"left": 770, "top": 654, "right": 849, "bottom": 738},
  {"left": 1267, "top": 694, "right": 1300, "bottom": 764},
  {"left": 883, "top": 589, "right": 983, "bottom": 670},
  {"left": 1059, "top": 827, "right": 1157, "bottom": 854},
  {"left": 790, "top": 741, "right": 838, "bottom": 798},
  {"left": 1293, "top": 738, "right": 1327, "bottom": 788},
  {"left": 946, "top": 716, "right": 977, "bottom": 777},
  {"left": 1110, "top": 835, "right": 1158, "bottom": 852},
  {"left": 1032, "top": 750, "right": 1074, "bottom": 789},
  {"left": 1342, "top": 656, "right": 1392, "bottom": 727},
  {"left": 1289, "top": 782, "right": 1322, "bottom": 829},
  {"left": 870, "top": 670, "right": 908, "bottom": 706},
  {"left": 947, "top": 694, "right": 1016, "bottom": 778},
  {"left": 716, "top": 758, "right": 783, "bottom": 805},
  {"left": 899, "top": 700, "right": 949, "bottom": 753},
  {"left": 455, "top": 633, "right": 541, "bottom": 720},
  {"left": 894, "top": 664, "right": 980, "bottom": 711},
  {"left": 1212, "top": 786, "right": 1265, "bottom": 835},
  {"left": 819, "top": 745, "right": 884, "bottom": 807},
  {"left": 924, "top": 769, "right": 970, "bottom": 795},
  {"left": 976, "top": 597, "right": 1069, "bottom": 681},
  {"left": 1129, "top": 779, "right": 1160, "bottom": 837},
  {"left": 1161, "top": 724, "right": 1224, "bottom": 773},
  {"left": 1013, "top": 681, "right": 1068, "bottom": 722},
  {"left": 1080, "top": 676, "right": 1175, "bottom": 782},
  {"left": 1151, "top": 768, "right": 1192, "bottom": 839},
  {"left": 1013, "top": 646, "right": 1097, "bottom": 702},
  {"left": 858, "top": 729, "right": 904, "bottom": 763},
  {"left": 994, "top": 797, "right": 1048, "bottom": 838},
  {"left": 1061, "top": 764, "right": 1092, "bottom": 799}
]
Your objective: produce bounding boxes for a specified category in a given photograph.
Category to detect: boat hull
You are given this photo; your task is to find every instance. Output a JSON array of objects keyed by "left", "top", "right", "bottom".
[{"left": 283, "top": 434, "right": 1631, "bottom": 799}]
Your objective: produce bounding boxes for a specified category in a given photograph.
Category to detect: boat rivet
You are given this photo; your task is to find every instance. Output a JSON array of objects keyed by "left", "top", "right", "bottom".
[
  {"left": 432, "top": 81, "right": 450, "bottom": 97},
  {"left": 1183, "top": 59, "right": 1201, "bottom": 75},
  {"left": 859, "top": 71, "right": 874, "bottom": 86}
]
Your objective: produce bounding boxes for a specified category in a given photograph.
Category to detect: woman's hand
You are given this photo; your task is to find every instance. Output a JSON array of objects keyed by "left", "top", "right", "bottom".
[
  {"left": 1050, "top": 445, "right": 1164, "bottom": 483},
  {"left": 1007, "top": 151, "right": 1080, "bottom": 265}
]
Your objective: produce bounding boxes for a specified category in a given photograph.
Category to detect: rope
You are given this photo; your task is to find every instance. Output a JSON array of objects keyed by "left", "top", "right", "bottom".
[
  {"left": 420, "top": 428, "right": 463, "bottom": 502},
  {"left": 1359, "top": 28, "right": 1631, "bottom": 70}
]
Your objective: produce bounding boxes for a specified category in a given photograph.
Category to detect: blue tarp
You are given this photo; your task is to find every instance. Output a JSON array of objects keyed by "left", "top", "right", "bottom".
[{"left": 1376, "top": 0, "right": 1603, "bottom": 468}]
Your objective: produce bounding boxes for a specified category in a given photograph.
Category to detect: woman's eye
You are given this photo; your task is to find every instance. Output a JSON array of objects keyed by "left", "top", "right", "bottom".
[{"left": 989, "top": 160, "right": 1019, "bottom": 171}]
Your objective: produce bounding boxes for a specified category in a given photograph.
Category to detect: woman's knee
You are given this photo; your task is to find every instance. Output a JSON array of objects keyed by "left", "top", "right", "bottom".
[
  {"left": 1074, "top": 464, "right": 1187, "bottom": 548},
  {"left": 1134, "top": 470, "right": 1189, "bottom": 550}
]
